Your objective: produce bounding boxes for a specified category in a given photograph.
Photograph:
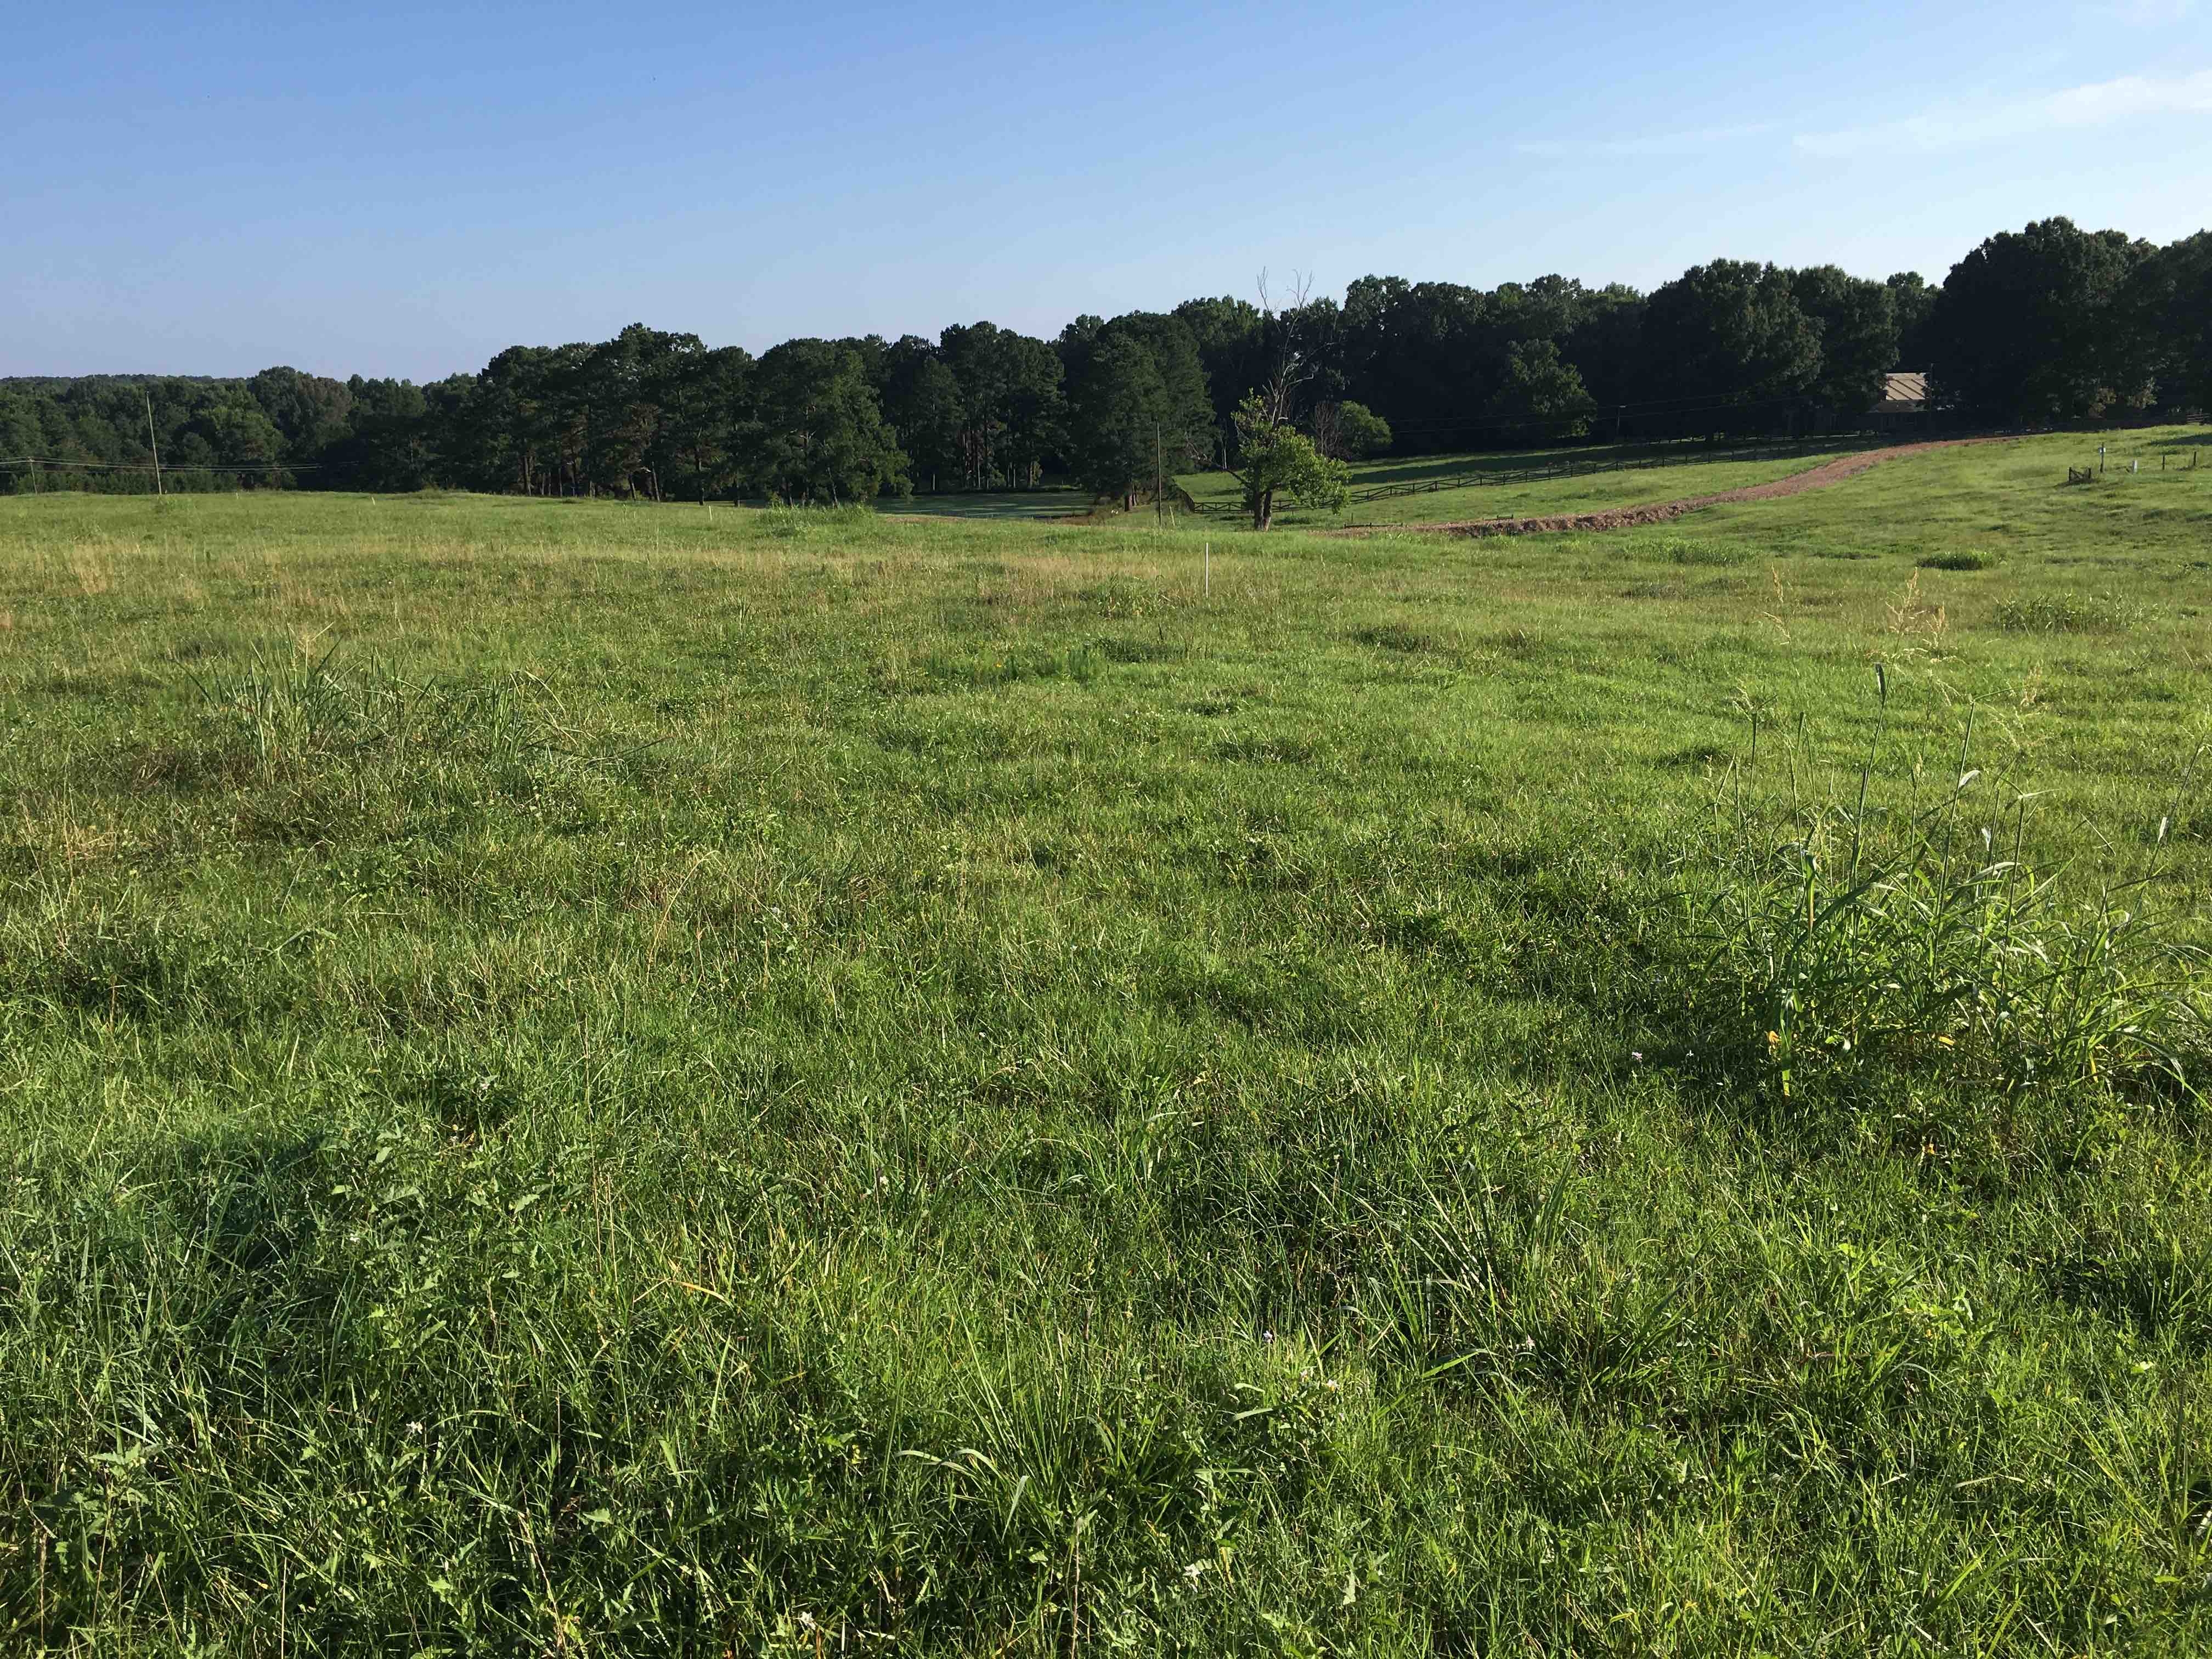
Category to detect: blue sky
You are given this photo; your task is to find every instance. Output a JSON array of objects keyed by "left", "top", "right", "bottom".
[{"left": 7, "top": 0, "right": 2208, "bottom": 380}]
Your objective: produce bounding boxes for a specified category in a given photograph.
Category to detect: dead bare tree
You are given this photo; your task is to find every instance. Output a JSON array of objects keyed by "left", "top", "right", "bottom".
[{"left": 1248, "top": 269, "right": 1318, "bottom": 433}]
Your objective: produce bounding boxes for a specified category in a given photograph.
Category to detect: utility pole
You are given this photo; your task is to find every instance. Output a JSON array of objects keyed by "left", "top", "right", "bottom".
[{"left": 145, "top": 389, "right": 163, "bottom": 500}]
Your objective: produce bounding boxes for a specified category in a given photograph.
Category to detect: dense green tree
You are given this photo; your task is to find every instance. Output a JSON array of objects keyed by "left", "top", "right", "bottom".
[
  {"left": 1312, "top": 399, "right": 1391, "bottom": 460},
  {"left": 1886, "top": 272, "right": 1939, "bottom": 368},
  {"left": 0, "top": 391, "right": 41, "bottom": 466},
  {"left": 319, "top": 377, "right": 433, "bottom": 490},
  {"left": 1173, "top": 296, "right": 1271, "bottom": 432},
  {"left": 573, "top": 325, "right": 714, "bottom": 498},
  {"left": 459, "top": 346, "right": 555, "bottom": 493},
  {"left": 877, "top": 338, "right": 962, "bottom": 492},
  {"left": 190, "top": 390, "right": 287, "bottom": 482},
  {"left": 1060, "top": 314, "right": 1212, "bottom": 506},
  {"left": 2119, "top": 232, "right": 2212, "bottom": 413},
  {"left": 1639, "top": 261, "right": 1822, "bottom": 424},
  {"left": 1064, "top": 336, "right": 1167, "bottom": 506},
  {"left": 1341, "top": 401, "right": 1390, "bottom": 458},
  {"left": 742, "top": 338, "right": 908, "bottom": 504},
  {"left": 657, "top": 345, "right": 753, "bottom": 502},
  {"left": 1926, "top": 218, "right": 2153, "bottom": 420},
  {"left": 1340, "top": 276, "right": 1493, "bottom": 447},
  {"left": 1488, "top": 338, "right": 1598, "bottom": 432},
  {"left": 1559, "top": 285, "right": 1647, "bottom": 414},
  {"left": 246, "top": 366, "right": 354, "bottom": 459},
  {"left": 938, "top": 323, "right": 1064, "bottom": 489},
  {"left": 1790, "top": 266, "right": 1900, "bottom": 411}
]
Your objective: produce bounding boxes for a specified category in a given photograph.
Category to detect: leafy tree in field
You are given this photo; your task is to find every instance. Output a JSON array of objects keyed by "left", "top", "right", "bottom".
[
  {"left": 590, "top": 399, "right": 661, "bottom": 497},
  {"left": 742, "top": 338, "right": 908, "bottom": 504},
  {"left": 1926, "top": 218, "right": 2153, "bottom": 420},
  {"left": 1639, "top": 261, "right": 1821, "bottom": 423},
  {"left": 1790, "top": 266, "right": 1900, "bottom": 411},
  {"left": 538, "top": 343, "right": 598, "bottom": 495},
  {"left": 419, "top": 375, "right": 477, "bottom": 484},
  {"left": 1229, "top": 393, "right": 1347, "bottom": 529}
]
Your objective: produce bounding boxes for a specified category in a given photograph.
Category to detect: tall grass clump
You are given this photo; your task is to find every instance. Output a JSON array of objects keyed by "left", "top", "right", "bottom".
[
  {"left": 758, "top": 503, "right": 887, "bottom": 541},
  {"left": 1686, "top": 693, "right": 2207, "bottom": 1121},
  {"left": 189, "top": 646, "right": 560, "bottom": 782},
  {"left": 161, "top": 646, "right": 606, "bottom": 850},
  {"left": 1656, "top": 534, "right": 1753, "bottom": 566},
  {"left": 1995, "top": 592, "right": 2149, "bottom": 633}
]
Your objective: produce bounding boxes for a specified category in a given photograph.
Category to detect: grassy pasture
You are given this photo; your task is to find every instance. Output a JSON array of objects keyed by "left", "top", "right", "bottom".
[{"left": 2, "top": 431, "right": 2211, "bottom": 1654}]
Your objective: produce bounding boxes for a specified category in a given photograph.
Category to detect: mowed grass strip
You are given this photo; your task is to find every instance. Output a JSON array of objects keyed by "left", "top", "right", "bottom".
[{"left": 2, "top": 428, "right": 2210, "bottom": 1654}]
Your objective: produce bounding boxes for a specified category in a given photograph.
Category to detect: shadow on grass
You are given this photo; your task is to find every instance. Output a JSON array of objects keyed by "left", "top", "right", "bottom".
[{"left": 877, "top": 492, "right": 1088, "bottom": 521}]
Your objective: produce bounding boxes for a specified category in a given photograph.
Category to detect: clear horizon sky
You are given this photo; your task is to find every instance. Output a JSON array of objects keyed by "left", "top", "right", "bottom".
[{"left": 8, "top": 1, "right": 2209, "bottom": 382}]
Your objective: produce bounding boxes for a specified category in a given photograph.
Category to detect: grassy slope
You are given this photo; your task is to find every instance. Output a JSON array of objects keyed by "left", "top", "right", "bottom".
[
  {"left": 1, "top": 430, "right": 2210, "bottom": 1653},
  {"left": 881, "top": 437, "right": 1883, "bottom": 526},
  {"left": 1188, "top": 428, "right": 2197, "bottom": 531},
  {"left": 1180, "top": 439, "right": 1851, "bottom": 529}
]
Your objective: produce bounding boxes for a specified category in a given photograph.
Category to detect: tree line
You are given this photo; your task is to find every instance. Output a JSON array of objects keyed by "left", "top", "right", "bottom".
[{"left": 4, "top": 217, "right": 2205, "bottom": 515}]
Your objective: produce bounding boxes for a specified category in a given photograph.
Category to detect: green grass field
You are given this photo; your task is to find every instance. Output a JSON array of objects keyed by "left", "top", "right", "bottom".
[{"left": 3, "top": 430, "right": 2211, "bottom": 1654}]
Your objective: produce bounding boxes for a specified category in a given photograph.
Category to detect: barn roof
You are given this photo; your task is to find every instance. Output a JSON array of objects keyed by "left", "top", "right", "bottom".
[{"left": 1873, "top": 371, "right": 1928, "bottom": 409}]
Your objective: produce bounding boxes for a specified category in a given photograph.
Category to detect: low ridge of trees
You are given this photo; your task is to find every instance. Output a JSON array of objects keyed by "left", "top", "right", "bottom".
[{"left": 4, "top": 216, "right": 2205, "bottom": 508}]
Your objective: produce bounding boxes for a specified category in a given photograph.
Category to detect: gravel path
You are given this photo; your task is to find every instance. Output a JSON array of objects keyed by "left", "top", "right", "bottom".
[{"left": 1356, "top": 437, "right": 2015, "bottom": 538}]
